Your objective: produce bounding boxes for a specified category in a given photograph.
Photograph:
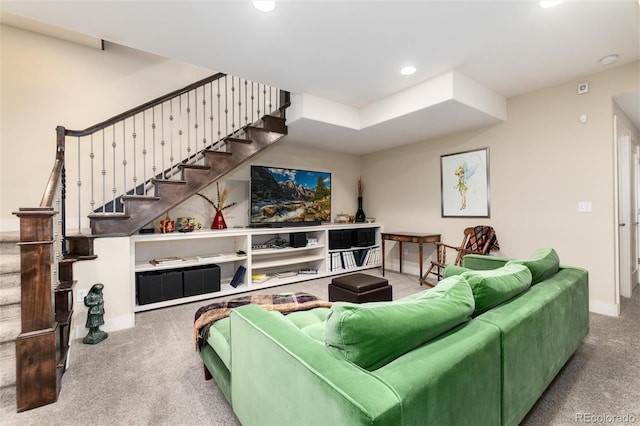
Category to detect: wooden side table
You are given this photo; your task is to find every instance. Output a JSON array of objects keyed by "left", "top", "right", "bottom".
[{"left": 381, "top": 232, "right": 441, "bottom": 286}]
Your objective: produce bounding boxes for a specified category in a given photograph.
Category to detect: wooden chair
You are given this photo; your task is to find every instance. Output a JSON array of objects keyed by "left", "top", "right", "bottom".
[{"left": 423, "top": 226, "right": 498, "bottom": 285}]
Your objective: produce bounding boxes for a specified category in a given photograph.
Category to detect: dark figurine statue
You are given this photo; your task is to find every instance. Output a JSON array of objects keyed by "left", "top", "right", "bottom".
[{"left": 83, "top": 283, "right": 108, "bottom": 344}]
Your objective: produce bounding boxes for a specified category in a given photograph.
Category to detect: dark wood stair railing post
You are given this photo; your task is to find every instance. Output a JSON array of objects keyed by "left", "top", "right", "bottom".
[
  {"left": 12, "top": 125, "right": 76, "bottom": 412},
  {"left": 13, "top": 208, "right": 60, "bottom": 412}
]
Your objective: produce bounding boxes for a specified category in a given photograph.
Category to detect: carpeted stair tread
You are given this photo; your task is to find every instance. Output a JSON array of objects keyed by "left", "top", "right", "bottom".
[
  {"left": 0, "top": 243, "right": 18, "bottom": 255},
  {"left": 0, "top": 385, "right": 16, "bottom": 415},
  {"left": 0, "top": 235, "right": 19, "bottom": 415},
  {"left": 0, "top": 287, "right": 20, "bottom": 306},
  {"left": 0, "top": 271, "right": 19, "bottom": 291},
  {"left": 0, "top": 254, "right": 20, "bottom": 276},
  {"left": 0, "top": 315, "right": 20, "bottom": 345},
  {"left": 0, "top": 341, "right": 16, "bottom": 388},
  {"left": 0, "top": 232, "right": 19, "bottom": 256},
  {"left": 0, "top": 298, "right": 20, "bottom": 319},
  {"left": 0, "top": 301, "right": 20, "bottom": 337}
]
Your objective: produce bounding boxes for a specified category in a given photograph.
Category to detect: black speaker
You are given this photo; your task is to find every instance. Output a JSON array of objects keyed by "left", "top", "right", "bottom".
[
  {"left": 289, "top": 232, "right": 307, "bottom": 248},
  {"left": 352, "top": 228, "right": 376, "bottom": 247},
  {"left": 329, "top": 229, "right": 352, "bottom": 249}
]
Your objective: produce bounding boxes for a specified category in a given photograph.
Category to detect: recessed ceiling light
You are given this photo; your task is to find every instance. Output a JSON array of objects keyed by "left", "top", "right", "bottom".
[
  {"left": 599, "top": 54, "right": 619, "bottom": 66},
  {"left": 400, "top": 66, "right": 416, "bottom": 76},
  {"left": 253, "top": 1, "right": 276, "bottom": 12},
  {"left": 539, "top": 1, "right": 563, "bottom": 8}
]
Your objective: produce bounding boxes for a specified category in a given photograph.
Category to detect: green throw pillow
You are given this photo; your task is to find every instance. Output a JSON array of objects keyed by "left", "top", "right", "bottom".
[
  {"left": 442, "top": 264, "right": 470, "bottom": 278},
  {"left": 506, "top": 247, "right": 560, "bottom": 285},
  {"left": 461, "top": 263, "right": 532, "bottom": 315},
  {"left": 325, "top": 275, "right": 475, "bottom": 371}
]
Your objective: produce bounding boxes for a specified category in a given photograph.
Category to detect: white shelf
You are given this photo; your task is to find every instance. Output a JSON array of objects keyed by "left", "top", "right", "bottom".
[
  {"left": 131, "top": 228, "right": 250, "bottom": 242},
  {"left": 252, "top": 253, "right": 326, "bottom": 270},
  {"left": 252, "top": 244, "right": 325, "bottom": 257},
  {"left": 330, "top": 263, "right": 382, "bottom": 274},
  {"left": 250, "top": 272, "right": 322, "bottom": 287},
  {"left": 135, "top": 252, "right": 247, "bottom": 272},
  {"left": 328, "top": 244, "right": 379, "bottom": 253},
  {"left": 129, "top": 223, "right": 382, "bottom": 312}
]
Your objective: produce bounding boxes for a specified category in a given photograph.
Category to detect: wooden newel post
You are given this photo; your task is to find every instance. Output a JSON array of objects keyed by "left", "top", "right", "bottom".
[{"left": 13, "top": 208, "right": 59, "bottom": 412}]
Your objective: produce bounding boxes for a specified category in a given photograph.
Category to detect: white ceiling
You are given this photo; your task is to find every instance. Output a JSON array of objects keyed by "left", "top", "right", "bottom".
[{"left": 1, "top": 0, "right": 639, "bottom": 154}]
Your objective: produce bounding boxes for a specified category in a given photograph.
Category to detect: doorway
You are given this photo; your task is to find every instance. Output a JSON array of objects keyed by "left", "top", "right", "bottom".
[{"left": 616, "top": 116, "right": 639, "bottom": 301}]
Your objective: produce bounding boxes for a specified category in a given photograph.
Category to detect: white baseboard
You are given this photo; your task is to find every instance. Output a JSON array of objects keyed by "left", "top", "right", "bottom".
[
  {"left": 589, "top": 299, "right": 620, "bottom": 317},
  {"left": 74, "top": 313, "right": 135, "bottom": 340}
]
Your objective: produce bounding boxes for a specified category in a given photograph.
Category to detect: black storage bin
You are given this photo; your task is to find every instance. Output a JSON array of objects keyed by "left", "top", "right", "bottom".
[
  {"left": 352, "top": 228, "right": 376, "bottom": 247},
  {"left": 137, "top": 270, "right": 183, "bottom": 305},
  {"left": 183, "top": 264, "right": 221, "bottom": 297},
  {"left": 329, "top": 229, "right": 353, "bottom": 249}
]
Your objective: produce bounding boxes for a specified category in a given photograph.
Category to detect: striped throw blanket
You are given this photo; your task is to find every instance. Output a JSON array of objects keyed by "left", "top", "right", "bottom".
[{"left": 194, "top": 292, "right": 332, "bottom": 349}]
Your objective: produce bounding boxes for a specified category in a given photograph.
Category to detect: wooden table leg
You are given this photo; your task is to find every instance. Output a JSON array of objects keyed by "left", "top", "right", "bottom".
[
  {"left": 382, "top": 239, "right": 386, "bottom": 276},
  {"left": 381, "top": 232, "right": 441, "bottom": 288},
  {"left": 419, "top": 242, "right": 423, "bottom": 282}
]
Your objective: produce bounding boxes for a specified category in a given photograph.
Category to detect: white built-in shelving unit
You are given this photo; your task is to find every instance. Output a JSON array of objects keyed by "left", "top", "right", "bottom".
[{"left": 130, "top": 223, "right": 382, "bottom": 312}]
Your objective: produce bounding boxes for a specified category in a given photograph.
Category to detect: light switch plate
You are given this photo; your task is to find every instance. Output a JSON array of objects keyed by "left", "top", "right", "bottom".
[{"left": 578, "top": 202, "right": 592, "bottom": 212}]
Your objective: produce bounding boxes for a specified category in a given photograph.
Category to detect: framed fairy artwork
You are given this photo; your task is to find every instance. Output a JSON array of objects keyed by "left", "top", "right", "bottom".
[{"left": 440, "top": 147, "right": 490, "bottom": 217}]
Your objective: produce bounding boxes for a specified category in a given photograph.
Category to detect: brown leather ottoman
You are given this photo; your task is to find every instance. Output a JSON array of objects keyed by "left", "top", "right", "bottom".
[{"left": 328, "top": 273, "right": 392, "bottom": 303}]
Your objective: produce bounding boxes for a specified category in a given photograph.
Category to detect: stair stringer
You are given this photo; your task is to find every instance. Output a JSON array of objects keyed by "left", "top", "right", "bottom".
[{"left": 88, "top": 125, "right": 286, "bottom": 236}]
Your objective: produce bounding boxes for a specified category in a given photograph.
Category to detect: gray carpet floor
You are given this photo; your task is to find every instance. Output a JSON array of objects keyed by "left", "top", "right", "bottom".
[{"left": 1, "top": 270, "right": 638, "bottom": 426}]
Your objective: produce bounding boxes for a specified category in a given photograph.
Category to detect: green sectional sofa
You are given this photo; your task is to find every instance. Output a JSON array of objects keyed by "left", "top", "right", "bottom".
[{"left": 197, "top": 248, "right": 589, "bottom": 425}]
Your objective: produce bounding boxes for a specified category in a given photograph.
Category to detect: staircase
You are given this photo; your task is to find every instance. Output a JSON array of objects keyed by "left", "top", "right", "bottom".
[
  {"left": 88, "top": 112, "right": 288, "bottom": 236},
  {"left": 0, "top": 232, "right": 20, "bottom": 414},
  {"left": 56, "top": 73, "right": 292, "bottom": 237},
  {"left": 9, "top": 72, "right": 290, "bottom": 412}
]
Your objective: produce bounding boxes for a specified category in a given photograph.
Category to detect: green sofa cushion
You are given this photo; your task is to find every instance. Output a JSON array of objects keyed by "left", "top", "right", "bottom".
[
  {"left": 443, "top": 264, "right": 470, "bottom": 278},
  {"left": 507, "top": 247, "right": 560, "bottom": 284},
  {"left": 206, "top": 307, "right": 330, "bottom": 370},
  {"left": 325, "top": 274, "right": 475, "bottom": 370},
  {"left": 283, "top": 307, "right": 330, "bottom": 344},
  {"left": 461, "top": 263, "right": 532, "bottom": 315},
  {"left": 207, "top": 317, "right": 232, "bottom": 370}
]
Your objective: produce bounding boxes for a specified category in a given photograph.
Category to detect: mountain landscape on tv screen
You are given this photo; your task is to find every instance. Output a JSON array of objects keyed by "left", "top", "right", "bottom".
[{"left": 251, "top": 166, "right": 331, "bottom": 223}]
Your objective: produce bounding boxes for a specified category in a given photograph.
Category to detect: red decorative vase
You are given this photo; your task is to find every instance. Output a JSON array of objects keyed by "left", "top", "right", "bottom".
[{"left": 211, "top": 211, "right": 227, "bottom": 229}]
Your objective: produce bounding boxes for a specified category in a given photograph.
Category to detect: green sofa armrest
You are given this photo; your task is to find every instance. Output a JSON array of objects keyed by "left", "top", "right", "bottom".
[
  {"left": 230, "top": 305, "right": 402, "bottom": 426},
  {"left": 475, "top": 266, "right": 589, "bottom": 426},
  {"left": 371, "top": 320, "right": 502, "bottom": 426},
  {"left": 461, "top": 254, "right": 510, "bottom": 270}
]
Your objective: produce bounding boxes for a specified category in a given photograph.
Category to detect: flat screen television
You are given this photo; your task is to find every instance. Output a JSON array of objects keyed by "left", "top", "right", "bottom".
[{"left": 250, "top": 165, "right": 331, "bottom": 226}]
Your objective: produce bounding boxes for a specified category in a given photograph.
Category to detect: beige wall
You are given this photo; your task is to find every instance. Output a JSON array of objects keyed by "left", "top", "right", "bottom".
[
  {"left": 363, "top": 61, "right": 640, "bottom": 314},
  {"left": 0, "top": 24, "right": 214, "bottom": 230}
]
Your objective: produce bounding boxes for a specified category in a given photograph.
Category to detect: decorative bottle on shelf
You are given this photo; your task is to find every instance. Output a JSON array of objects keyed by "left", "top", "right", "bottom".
[
  {"left": 355, "top": 197, "right": 366, "bottom": 223},
  {"left": 355, "top": 178, "right": 366, "bottom": 223}
]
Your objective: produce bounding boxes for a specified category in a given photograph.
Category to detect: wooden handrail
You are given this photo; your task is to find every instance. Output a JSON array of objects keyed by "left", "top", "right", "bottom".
[
  {"left": 39, "top": 73, "right": 228, "bottom": 211},
  {"left": 65, "top": 72, "right": 226, "bottom": 137},
  {"left": 40, "top": 126, "right": 66, "bottom": 208},
  {"left": 39, "top": 71, "right": 289, "bottom": 233}
]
